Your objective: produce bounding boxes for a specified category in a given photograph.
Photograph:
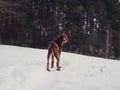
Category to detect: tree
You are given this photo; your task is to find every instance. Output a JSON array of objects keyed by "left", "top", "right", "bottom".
[{"left": 0, "top": 0, "right": 120, "bottom": 59}]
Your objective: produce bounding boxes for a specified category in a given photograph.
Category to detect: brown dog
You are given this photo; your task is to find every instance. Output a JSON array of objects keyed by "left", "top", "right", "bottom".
[{"left": 47, "top": 33, "right": 69, "bottom": 72}]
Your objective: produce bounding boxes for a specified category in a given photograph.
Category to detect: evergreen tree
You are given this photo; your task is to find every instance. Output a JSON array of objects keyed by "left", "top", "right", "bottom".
[{"left": 0, "top": 0, "right": 120, "bottom": 59}]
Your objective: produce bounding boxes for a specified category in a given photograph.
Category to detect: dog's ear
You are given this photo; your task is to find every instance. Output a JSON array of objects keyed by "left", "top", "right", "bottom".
[
  {"left": 62, "top": 33, "right": 69, "bottom": 42},
  {"left": 65, "top": 34, "right": 69, "bottom": 42}
]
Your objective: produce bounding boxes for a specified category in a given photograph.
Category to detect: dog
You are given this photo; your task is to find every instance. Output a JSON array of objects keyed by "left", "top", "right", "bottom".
[{"left": 47, "top": 33, "right": 69, "bottom": 72}]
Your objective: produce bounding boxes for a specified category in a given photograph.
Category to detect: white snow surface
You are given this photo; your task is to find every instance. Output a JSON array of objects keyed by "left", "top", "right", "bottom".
[{"left": 0, "top": 45, "right": 120, "bottom": 90}]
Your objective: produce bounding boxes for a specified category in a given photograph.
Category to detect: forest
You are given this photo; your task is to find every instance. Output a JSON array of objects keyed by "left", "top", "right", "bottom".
[{"left": 0, "top": 0, "right": 120, "bottom": 59}]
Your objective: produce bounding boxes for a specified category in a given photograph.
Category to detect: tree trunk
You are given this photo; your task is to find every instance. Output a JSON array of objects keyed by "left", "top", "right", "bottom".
[{"left": 105, "top": 24, "right": 112, "bottom": 59}]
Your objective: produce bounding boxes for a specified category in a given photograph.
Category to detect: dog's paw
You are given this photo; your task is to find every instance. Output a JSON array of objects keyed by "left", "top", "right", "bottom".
[
  {"left": 59, "top": 66, "right": 62, "bottom": 68},
  {"left": 56, "top": 68, "right": 61, "bottom": 71},
  {"left": 47, "top": 68, "right": 50, "bottom": 72}
]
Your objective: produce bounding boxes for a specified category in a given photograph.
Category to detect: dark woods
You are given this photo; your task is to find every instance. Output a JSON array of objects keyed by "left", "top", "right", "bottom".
[{"left": 0, "top": 0, "right": 120, "bottom": 59}]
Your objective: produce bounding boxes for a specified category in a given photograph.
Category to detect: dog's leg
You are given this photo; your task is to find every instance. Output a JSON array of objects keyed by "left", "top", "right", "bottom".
[
  {"left": 56, "top": 57, "right": 60, "bottom": 71},
  {"left": 47, "top": 54, "right": 50, "bottom": 72},
  {"left": 54, "top": 54, "right": 61, "bottom": 71},
  {"left": 53, "top": 47, "right": 61, "bottom": 71},
  {"left": 51, "top": 54, "right": 54, "bottom": 68},
  {"left": 47, "top": 49, "right": 52, "bottom": 72}
]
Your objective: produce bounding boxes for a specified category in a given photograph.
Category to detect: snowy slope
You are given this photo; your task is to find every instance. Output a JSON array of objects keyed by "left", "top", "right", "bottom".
[{"left": 0, "top": 45, "right": 120, "bottom": 90}]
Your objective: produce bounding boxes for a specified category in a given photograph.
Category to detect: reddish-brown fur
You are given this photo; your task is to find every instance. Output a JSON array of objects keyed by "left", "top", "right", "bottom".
[{"left": 47, "top": 34, "right": 69, "bottom": 72}]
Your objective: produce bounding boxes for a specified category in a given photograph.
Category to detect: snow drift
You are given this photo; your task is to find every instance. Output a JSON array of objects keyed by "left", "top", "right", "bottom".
[{"left": 0, "top": 45, "right": 120, "bottom": 90}]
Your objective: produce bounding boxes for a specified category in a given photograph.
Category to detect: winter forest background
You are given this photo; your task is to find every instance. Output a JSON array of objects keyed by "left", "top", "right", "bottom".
[{"left": 0, "top": 0, "right": 120, "bottom": 59}]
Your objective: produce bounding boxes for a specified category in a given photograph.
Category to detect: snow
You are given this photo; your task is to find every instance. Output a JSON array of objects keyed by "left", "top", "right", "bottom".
[{"left": 0, "top": 45, "right": 120, "bottom": 90}]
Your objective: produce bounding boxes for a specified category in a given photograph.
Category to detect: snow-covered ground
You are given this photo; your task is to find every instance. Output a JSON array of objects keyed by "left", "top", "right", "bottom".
[{"left": 0, "top": 45, "right": 120, "bottom": 90}]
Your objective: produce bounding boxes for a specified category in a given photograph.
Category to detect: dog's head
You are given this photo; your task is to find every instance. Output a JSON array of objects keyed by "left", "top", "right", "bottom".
[{"left": 57, "top": 33, "right": 69, "bottom": 45}]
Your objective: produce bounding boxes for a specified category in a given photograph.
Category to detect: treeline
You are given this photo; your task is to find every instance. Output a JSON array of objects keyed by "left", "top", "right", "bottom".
[{"left": 0, "top": 0, "right": 120, "bottom": 59}]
